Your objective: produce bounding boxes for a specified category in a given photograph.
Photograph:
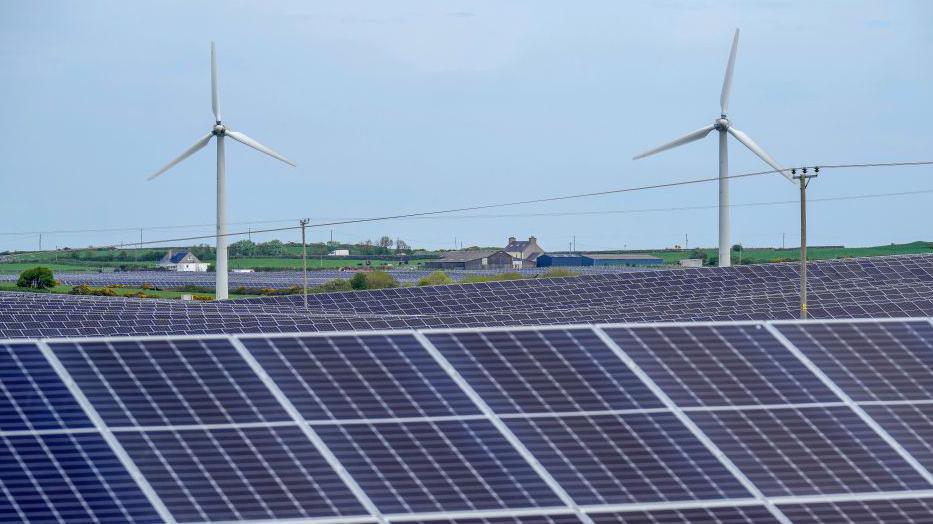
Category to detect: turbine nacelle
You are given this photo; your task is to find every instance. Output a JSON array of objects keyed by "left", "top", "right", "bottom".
[
  {"left": 715, "top": 117, "right": 730, "bottom": 131},
  {"left": 213, "top": 124, "right": 226, "bottom": 135}
]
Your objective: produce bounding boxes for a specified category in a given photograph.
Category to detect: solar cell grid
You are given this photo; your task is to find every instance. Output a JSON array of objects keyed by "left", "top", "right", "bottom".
[
  {"left": 588, "top": 506, "right": 779, "bottom": 523},
  {"left": 50, "top": 337, "right": 290, "bottom": 427},
  {"left": 407, "top": 516, "right": 582, "bottom": 524},
  {"left": 689, "top": 406, "right": 932, "bottom": 497},
  {"left": 0, "top": 432, "right": 161, "bottom": 523},
  {"left": 776, "top": 321, "right": 933, "bottom": 402},
  {"left": 0, "top": 342, "right": 90, "bottom": 431},
  {"left": 116, "top": 425, "right": 367, "bottom": 521},
  {"left": 315, "top": 419, "right": 563, "bottom": 514},
  {"left": 863, "top": 403, "right": 933, "bottom": 472},
  {"left": 778, "top": 497, "right": 933, "bottom": 523},
  {"left": 426, "top": 328, "right": 662, "bottom": 414},
  {"left": 603, "top": 325, "right": 837, "bottom": 407},
  {"left": 242, "top": 333, "right": 480, "bottom": 420},
  {"left": 505, "top": 413, "right": 750, "bottom": 504}
]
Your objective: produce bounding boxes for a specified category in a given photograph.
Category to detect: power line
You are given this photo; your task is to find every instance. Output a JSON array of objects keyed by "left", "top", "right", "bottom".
[{"left": 3, "top": 159, "right": 931, "bottom": 255}]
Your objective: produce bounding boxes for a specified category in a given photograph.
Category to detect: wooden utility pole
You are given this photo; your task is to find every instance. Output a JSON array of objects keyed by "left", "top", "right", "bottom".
[
  {"left": 793, "top": 167, "right": 818, "bottom": 320},
  {"left": 300, "top": 218, "right": 310, "bottom": 308}
]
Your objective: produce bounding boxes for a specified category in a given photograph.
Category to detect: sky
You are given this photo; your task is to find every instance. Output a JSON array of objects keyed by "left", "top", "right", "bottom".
[{"left": 1, "top": 1, "right": 931, "bottom": 253}]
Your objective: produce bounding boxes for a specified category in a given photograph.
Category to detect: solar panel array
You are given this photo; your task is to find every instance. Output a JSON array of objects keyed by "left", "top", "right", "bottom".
[
  {"left": 1, "top": 255, "right": 932, "bottom": 338},
  {"left": 0, "top": 266, "right": 652, "bottom": 289},
  {"left": 3, "top": 317, "right": 933, "bottom": 523}
]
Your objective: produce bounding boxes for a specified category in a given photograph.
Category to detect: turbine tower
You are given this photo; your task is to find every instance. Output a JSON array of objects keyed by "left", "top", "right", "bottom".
[
  {"left": 633, "top": 29, "right": 791, "bottom": 267},
  {"left": 147, "top": 42, "right": 294, "bottom": 299}
]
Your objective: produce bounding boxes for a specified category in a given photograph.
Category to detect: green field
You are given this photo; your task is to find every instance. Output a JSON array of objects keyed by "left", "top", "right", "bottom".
[
  {"left": 637, "top": 241, "right": 933, "bottom": 265},
  {"left": 228, "top": 257, "right": 434, "bottom": 270}
]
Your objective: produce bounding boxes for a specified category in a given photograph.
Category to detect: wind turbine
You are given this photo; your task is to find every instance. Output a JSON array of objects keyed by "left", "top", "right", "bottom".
[
  {"left": 147, "top": 42, "right": 295, "bottom": 299},
  {"left": 633, "top": 29, "right": 791, "bottom": 267}
]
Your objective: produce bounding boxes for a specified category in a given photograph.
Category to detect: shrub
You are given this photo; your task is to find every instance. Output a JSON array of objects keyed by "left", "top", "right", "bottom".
[
  {"left": 364, "top": 271, "right": 399, "bottom": 290},
  {"left": 17, "top": 267, "right": 55, "bottom": 289},
  {"left": 192, "top": 295, "right": 213, "bottom": 301},
  {"left": 349, "top": 273, "right": 368, "bottom": 290},
  {"left": 69, "top": 284, "right": 115, "bottom": 296},
  {"left": 540, "top": 268, "right": 578, "bottom": 279},
  {"left": 313, "top": 279, "right": 352, "bottom": 293},
  {"left": 417, "top": 271, "right": 453, "bottom": 286},
  {"left": 688, "top": 249, "right": 708, "bottom": 262},
  {"left": 732, "top": 243, "right": 744, "bottom": 252}
]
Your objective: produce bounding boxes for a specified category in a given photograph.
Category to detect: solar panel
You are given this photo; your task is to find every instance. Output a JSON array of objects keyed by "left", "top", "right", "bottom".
[
  {"left": 2, "top": 317, "right": 933, "bottom": 523},
  {"left": 588, "top": 506, "right": 779, "bottom": 523},
  {"left": 603, "top": 324, "right": 837, "bottom": 407},
  {"left": 426, "top": 328, "right": 661, "bottom": 414},
  {"left": 863, "top": 403, "right": 933, "bottom": 470},
  {"left": 776, "top": 320, "right": 933, "bottom": 401},
  {"left": 689, "top": 406, "right": 932, "bottom": 497},
  {"left": 49, "top": 337, "right": 291, "bottom": 426},
  {"left": 505, "top": 413, "right": 750, "bottom": 504},
  {"left": 0, "top": 342, "right": 90, "bottom": 430},
  {"left": 315, "top": 419, "right": 563, "bottom": 514},
  {"left": 779, "top": 497, "right": 933, "bottom": 523},
  {"left": 116, "top": 425, "right": 368, "bottom": 521},
  {"left": 0, "top": 432, "right": 161, "bottom": 523},
  {"left": 241, "top": 333, "right": 480, "bottom": 420}
]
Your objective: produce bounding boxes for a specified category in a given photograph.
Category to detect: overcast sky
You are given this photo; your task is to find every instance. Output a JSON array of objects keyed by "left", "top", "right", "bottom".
[{"left": 1, "top": 1, "right": 931, "bottom": 253}]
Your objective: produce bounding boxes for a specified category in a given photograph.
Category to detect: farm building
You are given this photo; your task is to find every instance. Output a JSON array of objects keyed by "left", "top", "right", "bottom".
[
  {"left": 504, "top": 235, "right": 545, "bottom": 268},
  {"left": 158, "top": 250, "right": 209, "bottom": 272},
  {"left": 537, "top": 253, "right": 664, "bottom": 267},
  {"left": 423, "top": 250, "right": 514, "bottom": 270}
]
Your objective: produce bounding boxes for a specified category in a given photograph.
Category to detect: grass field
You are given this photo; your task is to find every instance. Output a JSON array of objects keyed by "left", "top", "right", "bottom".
[
  {"left": 228, "top": 257, "right": 434, "bottom": 270},
  {"left": 640, "top": 241, "right": 933, "bottom": 265}
]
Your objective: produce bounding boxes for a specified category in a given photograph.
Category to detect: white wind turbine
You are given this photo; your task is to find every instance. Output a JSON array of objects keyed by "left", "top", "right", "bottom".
[
  {"left": 148, "top": 42, "right": 295, "bottom": 299},
  {"left": 633, "top": 29, "right": 792, "bottom": 267}
]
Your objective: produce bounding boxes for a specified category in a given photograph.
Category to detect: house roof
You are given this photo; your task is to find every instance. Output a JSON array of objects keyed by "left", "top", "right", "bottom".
[
  {"left": 437, "top": 250, "right": 507, "bottom": 263},
  {"left": 505, "top": 240, "right": 531, "bottom": 252},
  {"left": 160, "top": 250, "right": 198, "bottom": 265}
]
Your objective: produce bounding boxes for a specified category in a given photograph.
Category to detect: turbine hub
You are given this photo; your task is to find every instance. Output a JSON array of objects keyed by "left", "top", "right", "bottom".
[
  {"left": 213, "top": 123, "right": 225, "bottom": 135},
  {"left": 714, "top": 117, "right": 730, "bottom": 130}
]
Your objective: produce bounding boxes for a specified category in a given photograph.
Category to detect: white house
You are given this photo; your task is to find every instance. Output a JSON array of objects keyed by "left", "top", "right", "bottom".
[
  {"left": 328, "top": 249, "right": 350, "bottom": 257},
  {"left": 158, "top": 250, "right": 209, "bottom": 272}
]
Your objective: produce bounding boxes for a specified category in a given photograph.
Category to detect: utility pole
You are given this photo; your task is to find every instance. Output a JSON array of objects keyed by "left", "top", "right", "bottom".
[
  {"left": 300, "top": 218, "right": 310, "bottom": 309},
  {"left": 685, "top": 233, "right": 689, "bottom": 250},
  {"left": 38, "top": 233, "right": 42, "bottom": 252},
  {"left": 792, "top": 167, "right": 818, "bottom": 320},
  {"left": 137, "top": 228, "right": 143, "bottom": 264},
  {"left": 782, "top": 232, "right": 785, "bottom": 250}
]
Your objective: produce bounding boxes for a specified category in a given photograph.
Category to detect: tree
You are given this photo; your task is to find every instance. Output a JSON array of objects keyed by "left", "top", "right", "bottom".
[
  {"left": 396, "top": 239, "right": 410, "bottom": 252},
  {"left": 229, "top": 239, "right": 256, "bottom": 257},
  {"left": 378, "top": 236, "right": 393, "bottom": 249},
  {"left": 364, "top": 271, "right": 399, "bottom": 290},
  {"left": 17, "top": 267, "right": 55, "bottom": 289},
  {"left": 732, "top": 243, "right": 744, "bottom": 252}
]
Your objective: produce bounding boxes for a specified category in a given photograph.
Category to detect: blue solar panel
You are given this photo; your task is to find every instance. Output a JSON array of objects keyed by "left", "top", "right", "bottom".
[
  {"left": 315, "top": 419, "right": 562, "bottom": 513},
  {"left": 408, "top": 516, "right": 582, "bottom": 524},
  {"left": 603, "top": 325, "right": 837, "bottom": 407},
  {"left": 426, "top": 328, "right": 661, "bottom": 414},
  {"left": 776, "top": 321, "right": 933, "bottom": 401},
  {"left": 779, "top": 497, "right": 933, "bottom": 523},
  {"left": 0, "top": 432, "right": 160, "bottom": 523},
  {"left": 116, "top": 425, "right": 367, "bottom": 521},
  {"left": 0, "top": 342, "right": 90, "bottom": 430},
  {"left": 506, "top": 413, "right": 749, "bottom": 504},
  {"left": 690, "top": 406, "right": 931, "bottom": 497},
  {"left": 50, "top": 338, "right": 290, "bottom": 426},
  {"left": 242, "top": 334, "right": 479, "bottom": 420},
  {"left": 589, "top": 506, "right": 779, "bottom": 523},
  {"left": 864, "top": 403, "right": 933, "bottom": 470}
]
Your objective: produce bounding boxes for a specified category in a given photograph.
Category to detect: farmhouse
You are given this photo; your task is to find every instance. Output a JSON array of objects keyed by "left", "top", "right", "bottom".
[
  {"left": 504, "top": 236, "right": 545, "bottom": 268},
  {"left": 158, "top": 250, "right": 209, "bottom": 272},
  {"left": 423, "top": 250, "right": 514, "bottom": 270}
]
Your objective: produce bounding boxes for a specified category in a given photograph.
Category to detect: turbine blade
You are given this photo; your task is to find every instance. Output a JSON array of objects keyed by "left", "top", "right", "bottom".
[
  {"left": 632, "top": 124, "right": 716, "bottom": 160},
  {"left": 211, "top": 41, "right": 221, "bottom": 122},
  {"left": 727, "top": 126, "right": 793, "bottom": 181},
  {"left": 720, "top": 28, "right": 739, "bottom": 114},
  {"left": 226, "top": 129, "right": 296, "bottom": 166},
  {"left": 147, "top": 133, "right": 213, "bottom": 181}
]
